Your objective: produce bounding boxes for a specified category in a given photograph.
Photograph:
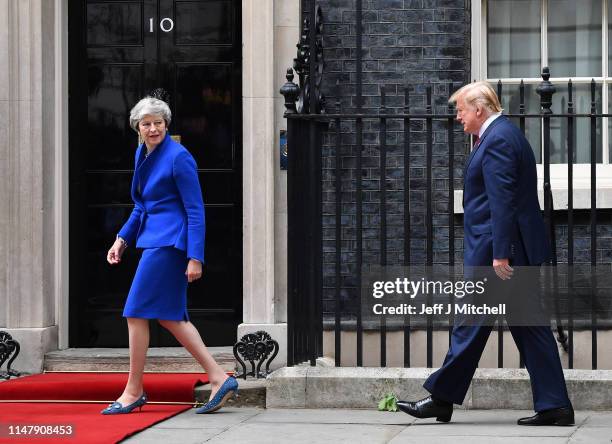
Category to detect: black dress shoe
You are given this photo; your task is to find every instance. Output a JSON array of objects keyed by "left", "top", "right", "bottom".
[
  {"left": 397, "top": 395, "right": 453, "bottom": 423},
  {"left": 517, "top": 406, "right": 575, "bottom": 426}
]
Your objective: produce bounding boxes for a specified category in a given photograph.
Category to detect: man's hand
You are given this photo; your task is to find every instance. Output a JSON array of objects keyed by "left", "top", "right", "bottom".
[
  {"left": 185, "top": 259, "right": 203, "bottom": 283},
  {"left": 493, "top": 258, "right": 513, "bottom": 280},
  {"left": 107, "top": 238, "right": 127, "bottom": 265}
]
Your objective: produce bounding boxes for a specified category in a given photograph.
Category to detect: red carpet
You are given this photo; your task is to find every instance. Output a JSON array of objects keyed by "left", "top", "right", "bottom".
[
  {"left": 0, "top": 403, "right": 188, "bottom": 443},
  {"left": 0, "top": 372, "right": 211, "bottom": 443}
]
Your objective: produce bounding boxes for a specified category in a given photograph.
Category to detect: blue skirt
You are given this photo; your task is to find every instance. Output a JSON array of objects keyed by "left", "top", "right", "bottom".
[{"left": 123, "top": 247, "right": 190, "bottom": 321}]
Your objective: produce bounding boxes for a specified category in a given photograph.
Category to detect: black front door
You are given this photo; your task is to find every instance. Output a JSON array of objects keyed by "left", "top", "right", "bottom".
[{"left": 68, "top": 0, "right": 242, "bottom": 347}]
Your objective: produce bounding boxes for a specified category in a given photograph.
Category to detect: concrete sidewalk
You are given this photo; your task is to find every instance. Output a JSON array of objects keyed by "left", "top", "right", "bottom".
[{"left": 124, "top": 407, "right": 612, "bottom": 443}]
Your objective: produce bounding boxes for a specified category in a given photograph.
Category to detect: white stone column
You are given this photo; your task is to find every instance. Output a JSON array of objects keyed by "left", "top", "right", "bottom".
[
  {"left": 242, "top": 0, "right": 276, "bottom": 325},
  {"left": 273, "top": 0, "right": 300, "bottom": 326},
  {"left": 240, "top": 0, "right": 299, "bottom": 369},
  {"left": 0, "top": 0, "right": 59, "bottom": 373}
]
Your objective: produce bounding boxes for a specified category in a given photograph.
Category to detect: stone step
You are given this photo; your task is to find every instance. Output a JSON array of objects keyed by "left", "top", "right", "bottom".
[
  {"left": 44, "top": 347, "right": 236, "bottom": 373},
  {"left": 267, "top": 366, "right": 612, "bottom": 410},
  {"left": 43, "top": 348, "right": 266, "bottom": 407},
  {"left": 194, "top": 378, "right": 267, "bottom": 408}
]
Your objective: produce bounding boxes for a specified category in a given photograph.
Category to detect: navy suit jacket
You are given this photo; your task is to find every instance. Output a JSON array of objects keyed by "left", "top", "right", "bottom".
[
  {"left": 118, "top": 134, "right": 205, "bottom": 263},
  {"left": 463, "top": 115, "right": 549, "bottom": 267}
]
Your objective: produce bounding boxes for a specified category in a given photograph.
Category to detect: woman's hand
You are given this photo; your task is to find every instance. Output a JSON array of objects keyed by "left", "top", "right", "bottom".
[
  {"left": 185, "top": 259, "right": 202, "bottom": 282},
  {"left": 107, "top": 238, "right": 127, "bottom": 265}
]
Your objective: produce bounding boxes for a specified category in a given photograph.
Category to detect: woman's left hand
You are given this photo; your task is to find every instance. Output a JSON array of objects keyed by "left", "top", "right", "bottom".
[{"left": 185, "top": 259, "right": 203, "bottom": 282}]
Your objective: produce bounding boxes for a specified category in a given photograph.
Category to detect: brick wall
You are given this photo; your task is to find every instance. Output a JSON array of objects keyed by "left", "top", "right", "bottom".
[{"left": 316, "top": 0, "right": 471, "bottom": 315}]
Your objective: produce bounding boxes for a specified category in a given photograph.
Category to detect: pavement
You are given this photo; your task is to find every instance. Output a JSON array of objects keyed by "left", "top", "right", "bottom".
[{"left": 123, "top": 407, "right": 612, "bottom": 443}]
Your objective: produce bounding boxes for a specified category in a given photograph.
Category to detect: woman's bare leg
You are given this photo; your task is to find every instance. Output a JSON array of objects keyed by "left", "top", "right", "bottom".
[
  {"left": 115, "top": 317, "right": 149, "bottom": 406},
  {"left": 158, "top": 320, "right": 228, "bottom": 400}
]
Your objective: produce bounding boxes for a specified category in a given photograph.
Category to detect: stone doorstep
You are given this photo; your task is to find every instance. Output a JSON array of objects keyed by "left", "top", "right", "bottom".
[
  {"left": 42, "top": 347, "right": 266, "bottom": 408},
  {"left": 194, "top": 378, "right": 267, "bottom": 408},
  {"left": 44, "top": 347, "right": 236, "bottom": 372},
  {"left": 266, "top": 366, "right": 612, "bottom": 410}
]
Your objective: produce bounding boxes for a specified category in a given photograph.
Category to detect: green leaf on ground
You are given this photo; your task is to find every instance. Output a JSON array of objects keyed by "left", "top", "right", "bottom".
[{"left": 377, "top": 393, "right": 398, "bottom": 412}]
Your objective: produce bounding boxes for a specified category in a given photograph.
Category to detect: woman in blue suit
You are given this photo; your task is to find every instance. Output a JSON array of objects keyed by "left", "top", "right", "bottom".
[{"left": 103, "top": 96, "right": 237, "bottom": 415}]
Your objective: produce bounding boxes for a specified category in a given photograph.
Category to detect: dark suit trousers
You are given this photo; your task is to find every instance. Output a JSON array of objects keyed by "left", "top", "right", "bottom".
[
  {"left": 423, "top": 247, "right": 571, "bottom": 411},
  {"left": 423, "top": 321, "right": 570, "bottom": 411}
]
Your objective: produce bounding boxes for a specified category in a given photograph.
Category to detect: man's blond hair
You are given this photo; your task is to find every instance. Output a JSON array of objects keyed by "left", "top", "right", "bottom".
[{"left": 449, "top": 81, "right": 503, "bottom": 114}]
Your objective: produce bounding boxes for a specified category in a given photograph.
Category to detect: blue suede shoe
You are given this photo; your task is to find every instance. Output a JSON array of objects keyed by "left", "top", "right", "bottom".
[
  {"left": 195, "top": 377, "right": 238, "bottom": 414},
  {"left": 101, "top": 393, "right": 148, "bottom": 415}
]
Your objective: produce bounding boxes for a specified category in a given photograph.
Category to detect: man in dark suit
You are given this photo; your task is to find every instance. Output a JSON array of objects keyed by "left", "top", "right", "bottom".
[{"left": 397, "top": 82, "right": 574, "bottom": 425}]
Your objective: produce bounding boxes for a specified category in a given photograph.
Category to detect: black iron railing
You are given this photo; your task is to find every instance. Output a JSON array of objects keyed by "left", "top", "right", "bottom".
[
  {"left": 281, "top": 4, "right": 610, "bottom": 370},
  {"left": 282, "top": 66, "right": 611, "bottom": 370}
]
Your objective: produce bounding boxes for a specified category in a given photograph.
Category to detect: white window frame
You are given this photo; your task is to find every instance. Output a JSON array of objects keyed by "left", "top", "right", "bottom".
[{"left": 461, "top": 0, "right": 612, "bottom": 211}]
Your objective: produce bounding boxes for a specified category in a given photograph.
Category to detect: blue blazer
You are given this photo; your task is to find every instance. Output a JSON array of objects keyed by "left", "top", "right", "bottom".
[
  {"left": 463, "top": 116, "right": 549, "bottom": 267},
  {"left": 118, "top": 134, "right": 205, "bottom": 263}
]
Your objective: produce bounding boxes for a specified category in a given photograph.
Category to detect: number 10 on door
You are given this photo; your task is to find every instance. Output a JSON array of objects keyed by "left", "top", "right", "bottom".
[{"left": 149, "top": 18, "right": 174, "bottom": 33}]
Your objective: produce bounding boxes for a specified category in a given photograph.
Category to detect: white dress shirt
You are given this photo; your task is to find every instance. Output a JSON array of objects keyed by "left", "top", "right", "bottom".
[{"left": 478, "top": 112, "right": 502, "bottom": 139}]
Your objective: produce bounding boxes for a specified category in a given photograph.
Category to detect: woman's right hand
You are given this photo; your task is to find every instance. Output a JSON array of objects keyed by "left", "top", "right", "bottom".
[{"left": 107, "top": 238, "right": 127, "bottom": 265}]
